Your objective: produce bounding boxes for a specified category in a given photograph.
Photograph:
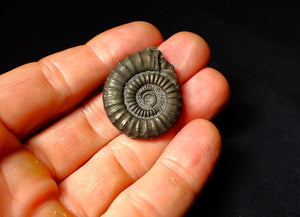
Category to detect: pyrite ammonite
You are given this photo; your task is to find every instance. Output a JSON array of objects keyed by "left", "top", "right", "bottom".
[{"left": 103, "top": 46, "right": 182, "bottom": 139}]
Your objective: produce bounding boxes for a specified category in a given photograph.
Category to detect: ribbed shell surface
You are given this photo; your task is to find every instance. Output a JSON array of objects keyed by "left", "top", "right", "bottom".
[{"left": 103, "top": 46, "right": 182, "bottom": 139}]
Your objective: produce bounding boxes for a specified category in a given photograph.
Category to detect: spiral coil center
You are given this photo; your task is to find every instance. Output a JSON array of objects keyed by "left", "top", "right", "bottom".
[
  {"left": 124, "top": 71, "right": 167, "bottom": 119},
  {"left": 136, "top": 84, "right": 166, "bottom": 110},
  {"left": 143, "top": 93, "right": 156, "bottom": 107}
]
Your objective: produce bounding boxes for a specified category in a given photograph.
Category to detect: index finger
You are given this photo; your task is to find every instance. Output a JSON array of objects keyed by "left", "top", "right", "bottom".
[{"left": 0, "top": 21, "right": 163, "bottom": 139}]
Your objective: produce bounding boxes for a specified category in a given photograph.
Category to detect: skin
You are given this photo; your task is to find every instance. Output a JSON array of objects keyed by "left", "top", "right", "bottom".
[{"left": 0, "top": 21, "right": 230, "bottom": 217}]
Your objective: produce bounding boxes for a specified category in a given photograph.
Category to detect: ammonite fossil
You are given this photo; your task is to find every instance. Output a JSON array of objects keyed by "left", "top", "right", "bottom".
[{"left": 103, "top": 46, "right": 182, "bottom": 139}]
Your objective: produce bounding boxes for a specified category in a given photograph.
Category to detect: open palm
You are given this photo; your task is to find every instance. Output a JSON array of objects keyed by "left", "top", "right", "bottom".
[{"left": 0, "top": 22, "right": 229, "bottom": 217}]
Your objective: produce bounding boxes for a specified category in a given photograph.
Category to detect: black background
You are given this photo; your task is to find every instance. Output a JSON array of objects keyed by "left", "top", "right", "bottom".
[{"left": 1, "top": 1, "right": 299, "bottom": 216}]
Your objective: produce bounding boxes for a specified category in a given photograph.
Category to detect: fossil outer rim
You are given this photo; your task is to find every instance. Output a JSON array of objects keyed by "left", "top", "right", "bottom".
[{"left": 103, "top": 46, "right": 182, "bottom": 139}]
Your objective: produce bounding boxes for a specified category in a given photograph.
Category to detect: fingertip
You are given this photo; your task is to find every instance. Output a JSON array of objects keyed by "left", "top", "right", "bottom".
[
  {"left": 198, "top": 67, "right": 230, "bottom": 118},
  {"left": 206, "top": 66, "right": 230, "bottom": 105},
  {"left": 161, "top": 118, "right": 222, "bottom": 193},
  {"left": 114, "top": 21, "right": 164, "bottom": 48},
  {"left": 87, "top": 21, "right": 163, "bottom": 70},
  {"left": 160, "top": 31, "right": 211, "bottom": 58},
  {"left": 189, "top": 118, "right": 222, "bottom": 157},
  {"left": 174, "top": 118, "right": 222, "bottom": 161},
  {"left": 181, "top": 66, "right": 230, "bottom": 120},
  {"left": 125, "top": 21, "right": 164, "bottom": 42},
  {"left": 159, "top": 31, "right": 211, "bottom": 83}
]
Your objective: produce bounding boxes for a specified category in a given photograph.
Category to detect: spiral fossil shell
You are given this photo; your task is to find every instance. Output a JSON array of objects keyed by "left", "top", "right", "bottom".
[{"left": 103, "top": 46, "right": 182, "bottom": 139}]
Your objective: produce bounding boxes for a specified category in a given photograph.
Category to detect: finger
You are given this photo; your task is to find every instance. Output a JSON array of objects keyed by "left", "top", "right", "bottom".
[
  {"left": 31, "top": 197, "right": 72, "bottom": 217},
  {"left": 101, "top": 119, "right": 221, "bottom": 217},
  {"left": 182, "top": 67, "right": 230, "bottom": 120},
  {"left": 0, "top": 147, "right": 60, "bottom": 216},
  {"left": 0, "top": 123, "right": 71, "bottom": 216},
  {"left": 0, "top": 123, "right": 19, "bottom": 155},
  {"left": 0, "top": 21, "right": 163, "bottom": 139},
  {"left": 159, "top": 31, "right": 211, "bottom": 82},
  {"left": 56, "top": 68, "right": 228, "bottom": 216},
  {"left": 0, "top": 122, "right": 22, "bottom": 216},
  {"left": 25, "top": 31, "right": 217, "bottom": 181}
]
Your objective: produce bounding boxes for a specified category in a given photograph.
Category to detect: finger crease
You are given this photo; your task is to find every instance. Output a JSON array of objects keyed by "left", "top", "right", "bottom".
[
  {"left": 109, "top": 144, "right": 137, "bottom": 182},
  {"left": 85, "top": 42, "right": 113, "bottom": 73},
  {"left": 24, "top": 144, "right": 58, "bottom": 181},
  {"left": 110, "top": 141, "right": 145, "bottom": 180},
  {"left": 38, "top": 58, "right": 73, "bottom": 100},
  {"left": 128, "top": 190, "right": 162, "bottom": 217},
  {"left": 158, "top": 157, "right": 197, "bottom": 196},
  {"left": 79, "top": 105, "right": 120, "bottom": 145},
  {"left": 58, "top": 188, "right": 88, "bottom": 217}
]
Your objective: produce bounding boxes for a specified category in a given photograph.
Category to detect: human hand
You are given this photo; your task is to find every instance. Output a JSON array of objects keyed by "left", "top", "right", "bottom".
[{"left": 0, "top": 21, "right": 229, "bottom": 216}]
